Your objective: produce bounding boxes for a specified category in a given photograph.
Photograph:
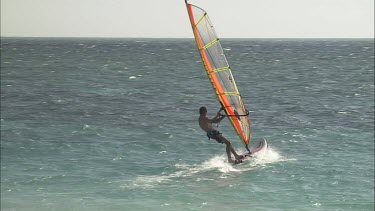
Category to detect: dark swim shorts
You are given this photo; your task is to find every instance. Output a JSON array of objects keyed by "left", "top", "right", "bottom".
[{"left": 206, "top": 130, "right": 223, "bottom": 143}]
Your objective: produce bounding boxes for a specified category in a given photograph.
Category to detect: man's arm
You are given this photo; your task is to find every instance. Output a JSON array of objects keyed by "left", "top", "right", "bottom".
[{"left": 210, "top": 112, "right": 225, "bottom": 123}]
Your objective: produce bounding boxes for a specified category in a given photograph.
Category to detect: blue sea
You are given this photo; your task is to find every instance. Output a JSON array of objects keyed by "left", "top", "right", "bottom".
[{"left": 1, "top": 38, "right": 374, "bottom": 211}]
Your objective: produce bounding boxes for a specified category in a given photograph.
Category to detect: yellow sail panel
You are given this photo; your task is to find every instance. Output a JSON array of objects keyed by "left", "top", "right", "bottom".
[{"left": 185, "top": 2, "right": 251, "bottom": 146}]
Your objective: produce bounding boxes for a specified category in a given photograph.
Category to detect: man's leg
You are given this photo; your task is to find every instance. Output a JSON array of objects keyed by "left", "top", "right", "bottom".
[
  {"left": 229, "top": 142, "right": 242, "bottom": 160},
  {"left": 220, "top": 136, "right": 241, "bottom": 161},
  {"left": 225, "top": 143, "right": 233, "bottom": 162}
]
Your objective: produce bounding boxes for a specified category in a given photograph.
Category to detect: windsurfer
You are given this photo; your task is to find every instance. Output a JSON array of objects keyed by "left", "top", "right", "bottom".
[{"left": 198, "top": 106, "right": 243, "bottom": 164}]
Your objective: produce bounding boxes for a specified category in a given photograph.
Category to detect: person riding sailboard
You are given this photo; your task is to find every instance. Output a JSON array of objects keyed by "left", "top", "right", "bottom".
[
  {"left": 198, "top": 106, "right": 245, "bottom": 164},
  {"left": 185, "top": 0, "right": 259, "bottom": 164}
]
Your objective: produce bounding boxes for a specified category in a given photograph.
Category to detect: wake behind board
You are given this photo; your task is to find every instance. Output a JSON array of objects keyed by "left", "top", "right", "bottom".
[{"left": 234, "top": 138, "right": 268, "bottom": 164}]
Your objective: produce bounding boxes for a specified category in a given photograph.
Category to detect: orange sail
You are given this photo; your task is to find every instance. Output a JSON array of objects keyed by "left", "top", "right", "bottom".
[{"left": 185, "top": 1, "right": 251, "bottom": 147}]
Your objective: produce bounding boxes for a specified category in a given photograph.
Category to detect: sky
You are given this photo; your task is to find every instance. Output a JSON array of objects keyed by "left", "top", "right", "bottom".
[{"left": 1, "top": 0, "right": 374, "bottom": 38}]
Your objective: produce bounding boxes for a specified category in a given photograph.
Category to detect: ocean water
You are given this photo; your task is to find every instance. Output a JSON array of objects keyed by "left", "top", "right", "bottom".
[{"left": 1, "top": 38, "right": 374, "bottom": 211}]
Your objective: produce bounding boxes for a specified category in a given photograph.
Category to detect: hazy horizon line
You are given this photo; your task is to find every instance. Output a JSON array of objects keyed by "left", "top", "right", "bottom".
[{"left": 1, "top": 36, "right": 374, "bottom": 40}]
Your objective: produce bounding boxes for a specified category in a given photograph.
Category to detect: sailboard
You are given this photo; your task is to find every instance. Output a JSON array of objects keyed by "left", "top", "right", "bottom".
[
  {"left": 185, "top": 0, "right": 259, "bottom": 153},
  {"left": 236, "top": 138, "right": 268, "bottom": 164}
]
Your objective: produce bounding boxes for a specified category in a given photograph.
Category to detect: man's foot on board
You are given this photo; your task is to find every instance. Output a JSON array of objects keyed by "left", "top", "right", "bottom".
[
  {"left": 235, "top": 155, "right": 244, "bottom": 160},
  {"left": 229, "top": 159, "right": 242, "bottom": 164},
  {"left": 234, "top": 159, "right": 242, "bottom": 164}
]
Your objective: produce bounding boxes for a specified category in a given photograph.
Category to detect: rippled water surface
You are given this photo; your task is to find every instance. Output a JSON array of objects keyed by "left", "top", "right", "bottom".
[{"left": 1, "top": 38, "right": 374, "bottom": 210}]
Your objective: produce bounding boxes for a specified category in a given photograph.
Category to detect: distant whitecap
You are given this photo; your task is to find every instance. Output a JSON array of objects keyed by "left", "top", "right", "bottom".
[{"left": 312, "top": 202, "right": 321, "bottom": 207}]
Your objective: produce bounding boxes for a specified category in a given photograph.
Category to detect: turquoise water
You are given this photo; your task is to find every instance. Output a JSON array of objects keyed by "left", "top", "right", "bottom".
[{"left": 1, "top": 38, "right": 374, "bottom": 211}]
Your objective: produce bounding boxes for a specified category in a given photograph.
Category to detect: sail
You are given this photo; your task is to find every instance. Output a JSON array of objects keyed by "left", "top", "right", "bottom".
[{"left": 185, "top": 1, "right": 251, "bottom": 147}]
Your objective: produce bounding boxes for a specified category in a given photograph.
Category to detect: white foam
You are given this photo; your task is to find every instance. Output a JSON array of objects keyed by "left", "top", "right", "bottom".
[
  {"left": 121, "top": 155, "right": 235, "bottom": 189},
  {"left": 200, "top": 155, "right": 239, "bottom": 173},
  {"left": 249, "top": 147, "right": 282, "bottom": 165},
  {"left": 128, "top": 175, "right": 171, "bottom": 189},
  {"left": 122, "top": 147, "right": 295, "bottom": 189}
]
